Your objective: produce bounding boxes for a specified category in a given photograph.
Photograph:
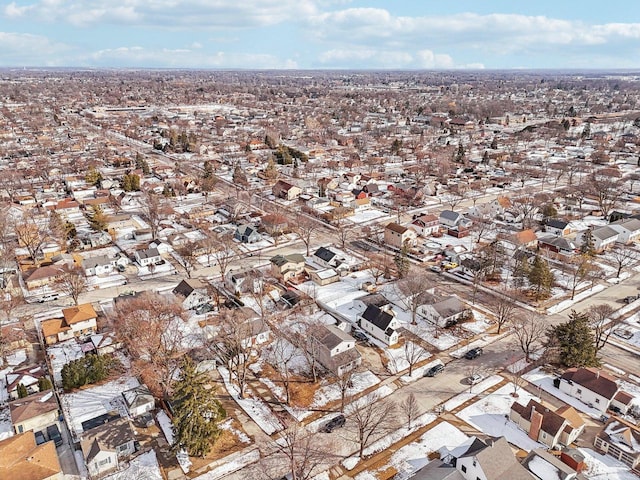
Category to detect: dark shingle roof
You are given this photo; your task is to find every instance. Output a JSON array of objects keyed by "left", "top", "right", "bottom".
[
  {"left": 561, "top": 368, "right": 619, "bottom": 400},
  {"left": 361, "top": 304, "right": 394, "bottom": 330}
]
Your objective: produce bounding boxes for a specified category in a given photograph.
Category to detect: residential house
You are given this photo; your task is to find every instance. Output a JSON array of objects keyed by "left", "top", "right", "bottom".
[
  {"left": 225, "top": 269, "right": 263, "bottom": 294},
  {"left": 509, "top": 399, "right": 585, "bottom": 449},
  {"left": 0, "top": 430, "right": 62, "bottom": 480},
  {"left": 270, "top": 254, "right": 306, "bottom": 282},
  {"left": 522, "top": 449, "right": 584, "bottom": 480},
  {"left": 90, "top": 332, "right": 121, "bottom": 356},
  {"left": 22, "top": 265, "right": 65, "bottom": 291},
  {"left": 359, "top": 304, "right": 400, "bottom": 346},
  {"left": 307, "top": 266, "right": 340, "bottom": 286},
  {"left": 312, "top": 246, "right": 343, "bottom": 270},
  {"left": 308, "top": 324, "right": 362, "bottom": 376},
  {"left": 537, "top": 235, "right": 577, "bottom": 256},
  {"left": 234, "top": 224, "right": 262, "bottom": 244},
  {"left": 172, "top": 278, "right": 210, "bottom": 310},
  {"left": 410, "top": 214, "right": 440, "bottom": 237},
  {"left": 439, "top": 210, "right": 463, "bottom": 228},
  {"left": 134, "top": 247, "right": 161, "bottom": 267},
  {"left": 417, "top": 295, "right": 468, "bottom": 328},
  {"left": 610, "top": 218, "right": 640, "bottom": 244},
  {"left": 272, "top": 180, "right": 302, "bottom": 201},
  {"left": 507, "top": 229, "right": 539, "bottom": 251},
  {"left": 576, "top": 226, "right": 618, "bottom": 252},
  {"left": 9, "top": 390, "right": 59, "bottom": 436},
  {"left": 261, "top": 214, "right": 289, "bottom": 238},
  {"left": 455, "top": 436, "right": 535, "bottom": 480},
  {"left": 559, "top": 368, "right": 625, "bottom": 414},
  {"left": 411, "top": 459, "right": 465, "bottom": 480},
  {"left": 352, "top": 293, "right": 390, "bottom": 313},
  {"left": 80, "top": 417, "right": 136, "bottom": 478},
  {"left": 5, "top": 366, "right": 47, "bottom": 400},
  {"left": 41, "top": 303, "right": 98, "bottom": 345},
  {"left": 594, "top": 417, "right": 640, "bottom": 470},
  {"left": 122, "top": 386, "right": 155, "bottom": 418},
  {"left": 543, "top": 219, "right": 572, "bottom": 237},
  {"left": 384, "top": 222, "right": 418, "bottom": 249},
  {"left": 82, "top": 255, "right": 114, "bottom": 277}
]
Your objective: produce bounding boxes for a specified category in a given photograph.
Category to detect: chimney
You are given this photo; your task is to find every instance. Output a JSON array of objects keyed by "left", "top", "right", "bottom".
[
  {"left": 529, "top": 405, "right": 544, "bottom": 441},
  {"left": 596, "top": 370, "right": 600, "bottom": 379}
]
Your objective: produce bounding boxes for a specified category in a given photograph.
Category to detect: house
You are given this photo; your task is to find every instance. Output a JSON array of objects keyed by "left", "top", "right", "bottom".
[
  {"left": 352, "top": 293, "right": 390, "bottom": 313},
  {"left": 417, "top": 295, "right": 468, "bottom": 328},
  {"left": 410, "top": 214, "right": 440, "bottom": 237},
  {"left": 5, "top": 366, "right": 47, "bottom": 400},
  {"left": 559, "top": 368, "right": 623, "bottom": 414},
  {"left": 308, "top": 324, "right": 362, "bottom": 376},
  {"left": 80, "top": 417, "right": 136, "bottom": 478},
  {"left": 0, "top": 430, "right": 63, "bottom": 480},
  {"left": 41, "top": 303, "right": 98, "bottom": 345},
  {"left": 384, "top": 222, "right": 417, "bottom": 249},
  {"left": 594, "top": 417, "right": 640, "bottom": 470},
  {"left": 312, "top": 246, "right": 345, "bottom": 269},
  {"left": 522, "top": 449, "right": 584, "bottom": 480},
  {"left": 509, "top": 399, "right": 585, "bottom": 449},
  {"left": 411, "top": 459, "right": 465, "bottom": 480},
  {"left": 22, "top": 265, "right": 65, "bottom": 291},
  {"left": 307, "top": 266, "right": 340, "bottom": 286},
  {"left": 270, "top": 253, "right": 306, "bottom": 282},
  {"left": 225, "top": 269, "right": 263, "bottom": 294},
  {"left": 261, "top": 214, "right": 289, "bottom": 237},
  {"left": 134, "top": 247, "right": 161, "bottom": 267},
  {"left": 455, "top": 436, "right": 535, "bottom": 480},
  {"left": 82, "top": 255, "right": 114, "bottom": 277},
  {"left": 172, "top": 278, "right": 210, "bottom": 310},
  {"left": 439, "top": 210, "right": 463, "bottom": 228},
  {"left": 508, "top": 229, "right": 539, "bottom": 250},
  {"left": 610, "top": 218, "right": 640, "bottom": 244},
  {"left": 359, "top": 304, "right": 400, "bottom": 346},
  {"left": 576, "top": 226, "right": 618, "bottom": 252},
  {"left": 544, "top": 219, "right": 573, "bottom": 237},
  {"left": 90, "top": 332, "right": 121, "bottom": 356},
  {"left": 537, "top": 235, "right": 577, "bottom": 256},
  {"left": 272, "top": 180, "right": 302, "bottom": 201},
  {"left": 9, "top": 390, "right": 59, "bottom": 436},
  {"left": 122, "top": 386, "right": 155, "bottom": 418},
  {"left": 234, "top": 224, "right": 262, "bottom": 244}
]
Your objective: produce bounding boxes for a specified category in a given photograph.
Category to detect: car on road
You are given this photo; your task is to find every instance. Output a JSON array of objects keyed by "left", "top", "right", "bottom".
[
  {"left": 38, "top": 293, "right": 59, "bottom": 303},
  {"left": 321, "top": 414, "right": 346, "bottom": 433},
  {"left": 623, "top": 295, "right": 639, "bottom": 304},
  {"left": 465, "top": 347, "right": 483, "bottom": 360},
  {"left": 442, "top": 262, "right": 458, "bottom": 270},
  {"left": 351, "top": 329, "right": 369, "bottom": 342},
  {"left": 468, "top": 373, "right": 484, "bottom": 385},
  {"left": 424, "top": 363, "right": 445, "bottom": 377},
  {"left": 429, "top": 265, "right": 442, "bottom": 273},
  {"left": 47, "top": 424, "right": 63, "bottom": 447}
]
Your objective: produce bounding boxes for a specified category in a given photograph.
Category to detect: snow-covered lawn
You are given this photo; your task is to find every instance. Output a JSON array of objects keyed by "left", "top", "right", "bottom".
[
  {"left": 523, "top": 368, "right": 605, "bottom": 419},
  {"left": 311, "top": 370, "right": 381, "bottom": 409},
  {"left": 62, "top": 376, "right": 140, "bottom": 438},
  {"left": 461, "top": 309, "right": 493, "bottom": 334},
  {"left": 442, "top": 375, "right": 504, "bottom": 412},
  {"left": 579, "top": 447, "right": 639, "bottom": 480},
  {"left": 0, "top": 406, "right": 13, "bottom": 440},
  {"left": 157, "top": 410, "right": 174, "bottom": 445},
  {"left": 457, "top": 383, "right": 543, "bottom": 451},
  {"left": 103, "top": 450, "right": 163, "bottom": 480},
  {"left": 385, "top": 342, "right": 431, "bottom": 375},
  {"left": 546, "top": 284, "right": 606, "bottom": 314}
]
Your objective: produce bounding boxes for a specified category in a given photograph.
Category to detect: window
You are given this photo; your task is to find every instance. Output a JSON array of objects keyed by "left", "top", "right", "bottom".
[
  {"left": 595, "top": 398, "right": 600, "bottom": 404},
  {"left": 117, "top": 444, "right": 129, "bottom": 453},
  {"left": 98, "top": 457, "right": 111, "bottom": 466},
  {"left": 472, "top": 460, "right": 477, "bottom": 467},
  {"left": 576, "top": 388, "right": 582, "bottom": 394},
  {"left": 17, "top": 425, "right": 23, "bottom": 433},
  {"left": 461, "top": 465, "right": 467, "bottom": 473}
]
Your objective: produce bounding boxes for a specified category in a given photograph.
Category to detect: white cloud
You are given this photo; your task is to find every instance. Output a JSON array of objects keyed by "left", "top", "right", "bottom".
[{"left": 0, "top": 31, "right": 71, "bottom": 65}]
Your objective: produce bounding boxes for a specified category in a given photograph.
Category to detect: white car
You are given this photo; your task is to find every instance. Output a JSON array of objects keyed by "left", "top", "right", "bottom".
[{"left": 468, "top": 374, "right": 484, "bottom": 385}]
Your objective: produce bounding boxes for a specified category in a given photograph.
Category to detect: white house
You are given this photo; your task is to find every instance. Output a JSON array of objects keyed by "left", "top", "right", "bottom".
[
  {"left": 172, "top": 278, "right": 210, "bottom": 310},
  {"left": 308, "top": 324, "right": 362, "bottom": 376},
  {"left": 410, "top": 214, "right": 440, "bottom": 237},
  {"left": 577, "top": 226, "right": 618, "bottom": 252},
  {"left": 80, "top": 418, "right": 136, "bottom": 478},
  {"left": 122, "top": 386, "right": 155, "bottom": 418},
  {"left": 559, "top": 368, "right": 620, "bottom": 414},
  {"left": 439, "top": 210, "right": 463, "bottom": 228},
  {"left": 610, "top": 218, "right": 640, "bottom": 244},
  {"left": 384, "top": 222, "right": 417, "bottom": 249},
  {"left": 417, "top": 295, "right": 468, "bottom": 328},
  {"left": 82, "top": 255, "right": 114, "bottom": 276},
  {"left": 134, "top": 247, "right": 162, "bottom": 267},
  {"left": 359, "top": 304, "right": 400, "bottom": 346}
]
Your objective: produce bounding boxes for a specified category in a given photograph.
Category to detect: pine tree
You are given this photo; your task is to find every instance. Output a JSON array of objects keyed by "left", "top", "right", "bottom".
[
  {"left": 548, "top": 310, "right": 599, "bottom": 367},
  {"left": 528, "top": 255, "right": 554, "bottom": 300},
  {"left": 38, "top": 377, "right": 53, "bottom": 392},
  {"left": 88, "top": 205, "right": 107, "bottom": 232},
  {"left": 17, "top": 383, "right": 28, "bottom": 398},
  {"left": 85, "top": 167, "right": 103, "bottom": 186},
  {"left": 394, "top": 243, "right": 410, "bottom": 279},
  {"left": 580, "top": 228, "right": 596, "bottom": 257},
  {"left": 171, "top": 357, "right": 226, "bottom": 458},
  {"left": 202, "top": 160, "right": 213, "bottom": 179},
  {"left": 232, "top": 165, "right": 248, "bottom": 187}
]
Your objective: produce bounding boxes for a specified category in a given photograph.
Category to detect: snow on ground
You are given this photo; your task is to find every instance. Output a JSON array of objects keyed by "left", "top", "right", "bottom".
[
  {"left": 192, "top": 448, "right": 260, "bottom": 480},
  {"left": 103, "top": 450, "right": 163, "bottom": 480},
  {"left": 48, "top": 340, "right": 85, "bottom": 386},
  {"left": 385, "top": 342, "right": 432, "bottom": 375},
  {"left": 0, "top": 406, "right": 13, "bottom": 440},
  {"left": 6, "top": 348, "right": 27, "bottom": 366},
  {"left": 523, "top": 368, "right": 605, "bottom": 419},
  {"left": 546, "top": 284, "right": 606, "bottom": 314},
  {"left": 311, "top": 370, "right": 381, "bottom": 409},
  {"left": 219, "top": 419, "right": 251, "bottom": 444},
  {"left": 63, "top": 376, "right": 139, "bottom": 438},
  {"left": 388, "top": 421, "right": 469, "bottom": 478},
  {"left": 346, "top": 208, "right": 392, "bottom": 225},
  {"left": 457, "top": 383, "right": 543, "bottom": 451},
  {"left": 579, "top": 447, "right": 639, "bottom": 480},
  {"left": 462, "top": 309, "right": 493, "bottom": 334},
  {"left": 442, "top": 375, "right": 504, "bottom": 411},
  {"left": 219, "top": 367, "right": 283, "bottom": 435},
  {"left": 617, "top": 380, "right": 640, "bottom": 408},
  {"left": 156, "top": 410, "right": 174, "bottom": 445}
]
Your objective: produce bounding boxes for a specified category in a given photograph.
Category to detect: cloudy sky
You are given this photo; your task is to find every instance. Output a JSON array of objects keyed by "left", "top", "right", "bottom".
[{"left": 1, "top": 0, "right": 640, "bottom": 69}]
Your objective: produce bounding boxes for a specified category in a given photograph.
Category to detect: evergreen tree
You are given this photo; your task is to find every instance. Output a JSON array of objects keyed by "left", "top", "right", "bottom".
[
  {"left": 454, "top": 142, "right": 465, "bottom": 163},
  {"left": 548, "top": 310, "right": 599, "bottom": 367},
  {"left": 88, "top": 205, "right": 107, "bottom": 232},
  {"left": 528, "top": 255, "right": 554, "bottom": 300},
  {"left": 171, "top": 357, "right": 226, "bottom": 457},
  {"left": 122, "top": 173, "right": 141, "bottom": 192},
  {"left": 38, "top": 377, "right": 53, "bottom": 392},
  {"left": 263, "top": 157, "right": 279, "bottom": 180},
  {"left": 135, "top": 153, "right": 150, "bottom": 174},
  {"left": 85, "top": 167, "right": 103, "bottom": 186},
  {"left": 202, "top": 160, "right": 213, "bottom": 179},
  {"left": 17, "top": 383, "right": 28, "bottom": 398},
  {"left": 394, "top": 243, "right": 410, "bottom": 279},
  {"left": 580, "top": 228, "right": 596, "bottom": 257},
  {"left": 232, "top": 165, "right": 249, "bottom": 187}
]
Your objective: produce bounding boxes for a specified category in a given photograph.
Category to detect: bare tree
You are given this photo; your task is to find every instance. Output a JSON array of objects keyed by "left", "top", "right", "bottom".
[
  {"left": 512, "top": 313, "right": 547, "bottom": 362},
  {"left": 396, "top": 270, "right": 431, "bottom": 325},
  {"left": 561, "top": 254, "right": 595, "bottom": 300},
  {"left": 587, "top": 304, "right": 619, "bottom": 352},
  {"left": 55, "top": 265, "right": 88, "bottom": 306},
  {"left": 13, "top": 217, "right": 49, "bottom": 266},
  {"left": 346, "top": 394, "right": 396, "bottom": 457},
  {"left": 609, "top": 246, "right": 638, "bottom": 278},
  {"left": 0, "top": 290, "right": 23, "bottom": 323},
  {"left": 291, "top": 214, "right": 318, "bottom": 256},
  {"left": 511, "top": 191, "right": 539, "bottom": 230},
  {"left": 212, "top": 232, "right": 236, "bottom": 280},
  {"left": 267, "top": 333, "right": 297, "bottom": 405},
  {"left": 140, "top": 189, "right": 171, "bottom": 239},
  {"left": 364, "top": 252, "right": 391, "bottom": 285},
  {"left": 400, "top": 393, "right": 419, "bottom": 429},
  {"left": 174, "top": 241, "right": 199, "bottom": 278},
  {"left": 333, "top": 367, "right": 357, "bottom": 413},
  {"left": 487, "top": 291, "right": 515, "bottom": 334},
  {"left": 587, "top": 171, "right": 621, "bottom": 218},
  {"left": 403, "top": 341, "right": 428, "bottom": 377}
]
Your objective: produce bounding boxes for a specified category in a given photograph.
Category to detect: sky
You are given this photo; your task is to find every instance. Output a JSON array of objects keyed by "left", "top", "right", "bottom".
[{"left": 1, "top": 0, "right": 640, "bottom": 70}]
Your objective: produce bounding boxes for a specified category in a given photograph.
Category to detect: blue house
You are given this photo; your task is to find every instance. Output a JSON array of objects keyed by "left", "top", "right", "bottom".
[{"left": 234, "top": 224, "right": 262, "bottom": 244}]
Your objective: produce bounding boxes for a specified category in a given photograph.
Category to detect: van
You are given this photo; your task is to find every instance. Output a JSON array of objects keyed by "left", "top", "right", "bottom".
[
  {"left": 47, "top": 424, "right": 63, "bottom": 447},
  {"left": 38, "top": 293, "right": 59, "bottom": 303}
]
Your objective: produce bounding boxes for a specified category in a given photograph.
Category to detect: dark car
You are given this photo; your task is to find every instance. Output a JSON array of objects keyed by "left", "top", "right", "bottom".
[
  {"left": 47, "top": 424, "right": 63, "bottom": 447},
  {"left": 351, "top": 329, "right": 368, "bottom": 342},
  {"left": 623, "top": 295, "right": 638, "bottom": 304},
  {"left": 465, "top": 347, "right": 483, "bottom": 360},
  {"left": 35, "top": 430, "right": 47, "bottom": 445},
  {"left": 321, "top": 414, "right": 346, "bottom": 433},
  {"left": 424, "top": 364, "right": 445, "bottom": 377}
]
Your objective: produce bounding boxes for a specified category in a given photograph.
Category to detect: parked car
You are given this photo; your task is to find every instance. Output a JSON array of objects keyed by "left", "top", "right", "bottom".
[
  {"left": 623, "top": 295, "right": 638, "bottom": 304},
  {"left": 322, "top": 414, "right": 346, "bottom": 433},
  {"left": 38, "top": 293, "right": 59, "bottom": 303},
  {"left": 424, "top": 363, "right": 445, "bottom": 377},
  {"left": 429, "top": 265, "right": 442, "bottom": 273},
  {"left": 465, "top": 347, "right": 483, "bottom": 359},
  {"left": 442, "top": 262, "right": 458, "bottom": 270},
  {"left": 351, "top": 329, "right": 369, "bottom": 342},
  {"left": 47, "top": 424, "right": 63, "bottom": 447},
  {"left": 468, "top": 373, "right": 484, "bottom": 385},
  {"left": 195, "top": 303, "right": 213, "bottom": 315},
  {"left": 35, "top": 431, "right": 47, "bottom": 445}
]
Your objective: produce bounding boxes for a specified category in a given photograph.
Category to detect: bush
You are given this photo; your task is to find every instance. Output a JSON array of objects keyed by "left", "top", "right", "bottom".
[{"left": 61, "top": 354, "right": 114, "bottom": 391}]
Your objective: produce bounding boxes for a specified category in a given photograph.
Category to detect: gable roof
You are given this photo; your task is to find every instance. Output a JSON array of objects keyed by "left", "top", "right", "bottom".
[
  {"left": 386, "top": 222, "right": 408, "bottom": 234},
  {"left": 561, "top": 368, "right": 619, "bottom": 400},
  {"left": 136, "top": 247, "right": 160, "bottom": 259},
  {"left": 9, "top": 390, "right": 58, "bottom": 424},
  {"left": 591, "top": 226, "right": 618, "bottom": 241},
  {"left": 439, "top": 210, "right": 461, "bottom": 221},
  {"left": 459, "top": 436, "right": 534, "bottom": 480},
  {"left": 311, "top": 324, "right": 354, "bottom": 351},
  {"left": 545, "top": 218, "right": 570, "bottom": 229},
  {"left": 431, "top": 296, "right": 466, "bottom": 318},
  {"left": 511, "top": 399, "right": 568, "bottom": 437},
  {"left": 172, "top": 278, "right": 206, "bottom": 298},
  {"left": 0, "top": 431, "right": 62, "bottom": 480},
  {"left": 314, "top": 246, "right": 336, "bottom": 263},
  {"left": 80, "top": 417, "right": 134, "bottom": 462},
  {"left": 62, "top": 303, "right": 97, "bottom": 324},
  {"left": 361, "top": 304, "right": 395, "bottom": 331},
  {"left": 514, "top": 229, "right": 538, "bottom": 245}
]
